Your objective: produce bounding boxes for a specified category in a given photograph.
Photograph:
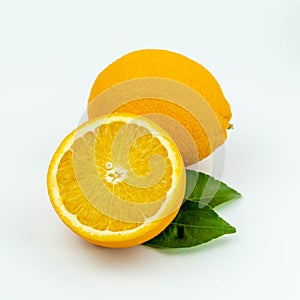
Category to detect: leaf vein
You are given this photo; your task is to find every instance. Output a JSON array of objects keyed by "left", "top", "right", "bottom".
[{"left": 171, "top": 222, "right": 234, "bottom": 231}]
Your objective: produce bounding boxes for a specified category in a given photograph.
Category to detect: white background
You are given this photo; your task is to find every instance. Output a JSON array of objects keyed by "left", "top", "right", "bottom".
[{"left": 1, "top": 0, "right": 299, "bottom": 299}]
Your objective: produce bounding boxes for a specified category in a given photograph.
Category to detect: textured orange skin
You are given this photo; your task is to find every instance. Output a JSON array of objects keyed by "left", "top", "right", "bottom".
[
  {"left": 115, "top": 99, "right": 226, "bottom": 165},
  {"left": 88, "top": 49, "right": 232, "bottom": 164}
]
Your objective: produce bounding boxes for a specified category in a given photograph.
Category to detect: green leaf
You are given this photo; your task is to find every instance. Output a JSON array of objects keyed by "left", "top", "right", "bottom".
[
  {"left": 144, "top": 201, "right": 236, "bottom": 249},
  {"left": 185, "top": 170, "right": 241, "bottom": 208}
]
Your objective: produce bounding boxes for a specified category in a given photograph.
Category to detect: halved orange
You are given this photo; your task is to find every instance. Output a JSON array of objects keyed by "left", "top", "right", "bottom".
[{"left": 47, "top": 113, "right": 186, "bottom": 248}]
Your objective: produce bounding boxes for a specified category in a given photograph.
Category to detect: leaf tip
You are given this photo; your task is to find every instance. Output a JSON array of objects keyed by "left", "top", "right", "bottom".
[{"left": 229, "top": 225, "right": 237, "bottom": 234}]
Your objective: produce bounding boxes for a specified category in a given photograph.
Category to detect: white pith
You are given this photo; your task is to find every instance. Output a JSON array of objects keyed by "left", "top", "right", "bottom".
[{"left": 105, "top": 164, "right": 127, "bottom": 184}]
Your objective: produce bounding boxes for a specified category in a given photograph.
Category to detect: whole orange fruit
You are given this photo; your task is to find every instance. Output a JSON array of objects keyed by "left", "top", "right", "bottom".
[{"left": 88, "top": 49, "right": 232, "bottom": 166}]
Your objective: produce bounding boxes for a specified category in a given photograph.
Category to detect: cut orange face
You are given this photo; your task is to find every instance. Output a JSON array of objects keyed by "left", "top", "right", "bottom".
[{"left": 47, "top": 113, "right": 186, "bottom": 248}]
